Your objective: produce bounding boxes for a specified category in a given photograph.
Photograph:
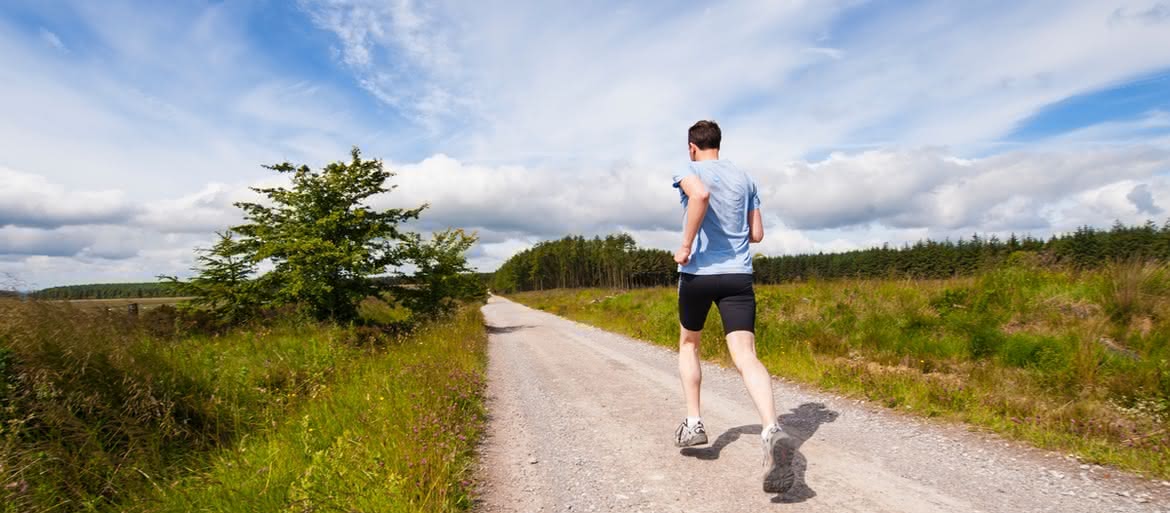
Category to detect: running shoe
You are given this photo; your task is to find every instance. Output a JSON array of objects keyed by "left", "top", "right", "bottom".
[
  {"left": 673, "top": 419, "right": 708, "bottom": 447},
  {"left": 762, "top": 424, "right": 795, "bottom": 494}
]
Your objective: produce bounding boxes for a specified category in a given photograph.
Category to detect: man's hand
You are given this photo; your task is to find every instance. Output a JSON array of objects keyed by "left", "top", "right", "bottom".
[{"left": 674, "top": 246, "right": 691, "bottom": 266}]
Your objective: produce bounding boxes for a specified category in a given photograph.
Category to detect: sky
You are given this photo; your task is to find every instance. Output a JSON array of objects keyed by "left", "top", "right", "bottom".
[{"left": 1, "top": 0, "right": 1169, "bottom": 289}]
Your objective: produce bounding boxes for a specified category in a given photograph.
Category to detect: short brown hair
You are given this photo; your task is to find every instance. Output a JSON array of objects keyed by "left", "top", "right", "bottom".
[{"left": 688, "top": 120, "right": 721, "bottom": 150}]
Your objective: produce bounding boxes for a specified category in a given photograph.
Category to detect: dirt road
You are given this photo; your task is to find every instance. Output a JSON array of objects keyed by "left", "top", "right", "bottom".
[{"left": 476, "top": 296, "right": 1169, "bottom": 512}]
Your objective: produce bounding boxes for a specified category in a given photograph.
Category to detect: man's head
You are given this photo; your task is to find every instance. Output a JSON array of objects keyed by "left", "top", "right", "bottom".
[{"left": 688, "top": 120, "right": 721, "bottom": 161}]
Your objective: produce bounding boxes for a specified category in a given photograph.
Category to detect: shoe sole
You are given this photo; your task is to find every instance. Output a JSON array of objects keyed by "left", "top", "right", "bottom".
[
  {"left": 675, "top": 432, "right": 709, "bottom": 448},
  {"left": 762, "top": 434, "right": 795, "bottom": 494}
]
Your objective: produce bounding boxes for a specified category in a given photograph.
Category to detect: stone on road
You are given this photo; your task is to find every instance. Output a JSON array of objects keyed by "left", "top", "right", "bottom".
[{"left": 475, "top": 296, "right": 1168, "bottom": 512}]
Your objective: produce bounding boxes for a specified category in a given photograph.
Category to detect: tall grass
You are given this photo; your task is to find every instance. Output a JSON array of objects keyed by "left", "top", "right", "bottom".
[
  {"left": 140, "top": 306, "right": 487, "bottom": 512},
  {"left": 511, "top": 261, "right": 1170, "bottom": 479},
  {"left": 0, "top": 299, "right": 488, "bottom": 512}
]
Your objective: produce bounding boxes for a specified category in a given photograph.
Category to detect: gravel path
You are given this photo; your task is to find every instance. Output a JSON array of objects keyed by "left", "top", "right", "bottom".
[{"left": 475, "top": 296, "right": 1170, "bottom": 512}]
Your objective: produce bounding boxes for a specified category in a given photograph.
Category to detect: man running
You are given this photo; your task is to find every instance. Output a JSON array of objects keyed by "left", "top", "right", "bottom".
[{"left": 670, "top": 120, "right": 792, "bottom": 493}]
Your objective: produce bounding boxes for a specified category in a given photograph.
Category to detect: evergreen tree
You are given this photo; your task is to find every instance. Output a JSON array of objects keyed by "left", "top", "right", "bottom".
[
  {"left": 160, "top": 232, "right": 259, "bottom": 324},
  {"left": 232, "top": 147, "right": 425, "bottom": 321}
]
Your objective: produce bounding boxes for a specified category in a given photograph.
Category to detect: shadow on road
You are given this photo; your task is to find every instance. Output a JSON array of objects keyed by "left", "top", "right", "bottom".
[
  {"left": 770, "top": 402, "right": 840, "bottom": 504},
  {"left": 486, "top": 324, "right": 535, "bottom": 334},
  {"left": 677, "top": 402, "right": 839, "bottom": 504},
  {"left": 680, "top": 424, "right": 758, "bottom": 460}
]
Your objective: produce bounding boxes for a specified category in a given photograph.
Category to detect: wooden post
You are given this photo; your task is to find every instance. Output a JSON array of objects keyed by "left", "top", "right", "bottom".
[{"left": 127, "top": 303, "right": 139, "bottom": 317}]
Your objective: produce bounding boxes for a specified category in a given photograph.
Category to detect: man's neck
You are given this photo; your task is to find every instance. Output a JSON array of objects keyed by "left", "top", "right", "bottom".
[{"left": 693, "top": 149, "right": 720, "bottom": 161}]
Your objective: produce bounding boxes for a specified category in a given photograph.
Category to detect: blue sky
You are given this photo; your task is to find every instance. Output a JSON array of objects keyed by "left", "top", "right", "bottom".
[
  {"left": 1010, "top": 71, "right": 1170, "bottom": 141},
  {"left": 1, "top": 0, "right": 1169, "bottom": 288}
]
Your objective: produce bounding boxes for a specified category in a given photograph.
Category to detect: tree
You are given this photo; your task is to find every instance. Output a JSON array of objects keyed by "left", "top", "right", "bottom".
[
  {"left": 160, "top": 231, "right": 259, "bottom": 324},
  {"left": 394, "top": 229, "right": 487, "bottom": 318},
  {"left": 231, "top": 147, "right": 425, "bottom": 321}
]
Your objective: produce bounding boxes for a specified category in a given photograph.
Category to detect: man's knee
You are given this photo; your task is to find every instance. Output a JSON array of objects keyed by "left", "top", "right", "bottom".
[
  {"left": 725, "top": 331, "right": 758, "bottom": 364},
  {"left": 679, "top": 326, "right": 702, "bottom": 348}
]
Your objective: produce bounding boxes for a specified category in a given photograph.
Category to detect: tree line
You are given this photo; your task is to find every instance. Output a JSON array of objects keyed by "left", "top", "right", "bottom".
[
  {"left": 490, "top": 234, "right": 677, "bottom": 293},
  {"left": 31, "top": 283, "right": 173, "bottom": 300},
  {"left": 756, "top": 221, "right": 1170, "bottom": 282},
  {"left": 491, "top": 220, "right": 1170, "bottom": 293}
]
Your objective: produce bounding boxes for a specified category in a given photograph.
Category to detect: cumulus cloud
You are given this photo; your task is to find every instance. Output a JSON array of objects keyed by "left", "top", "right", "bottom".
[
  {"left": 379, "top": 154, "right": 679, "bottom": 236},
  {"left": 0, "top": 167, "right": 137, "bottom": 228},
  {"left": 1128, "top": 183, "right": 1164, "bottom": 215},
  {"left": 134, "top": 183, "right": 250, "bottom": 234},
  {"left": 762, "top": 146, "right": 1170, "bottom": 231},
  {"left": 5, "top": 143, "right": 1170, "bottom": 284},
  {"left": 0, "top": 227, "right": 93, "bottom": 257},
  {"left": 0, "top": 224, "right": 159, "bottom": 261}
]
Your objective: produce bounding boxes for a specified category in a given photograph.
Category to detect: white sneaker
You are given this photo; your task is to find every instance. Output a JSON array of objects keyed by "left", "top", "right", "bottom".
[
  {"left": 762, "top": 424, "right": 794, "bottom": 493},
  {"left": 673, "top": 419, "right": 708, "bottom": 447}
]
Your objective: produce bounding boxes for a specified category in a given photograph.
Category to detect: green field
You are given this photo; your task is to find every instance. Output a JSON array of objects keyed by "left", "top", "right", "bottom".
[
  {"left": 0, "top": 299, "right": 487, "bottom": 512},
  {"left": 510, "top": 261, "right": 1170, "bottom": 479},
  {"left": 49, "top": 296, "right": 193, "bottom": 310}
]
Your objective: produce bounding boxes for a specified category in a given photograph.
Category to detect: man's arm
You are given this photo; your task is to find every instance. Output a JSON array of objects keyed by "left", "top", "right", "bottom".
[
  {"left": 675, "top": 175, "right": 709, "bottom": 265},
  {"left": 749, "top": 209, "right": 764, "bottom": 243}
]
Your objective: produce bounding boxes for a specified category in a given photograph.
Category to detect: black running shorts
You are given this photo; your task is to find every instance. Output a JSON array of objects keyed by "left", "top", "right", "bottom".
[{"left": 678, "top": 273, "right": 756, "bottom": 334}]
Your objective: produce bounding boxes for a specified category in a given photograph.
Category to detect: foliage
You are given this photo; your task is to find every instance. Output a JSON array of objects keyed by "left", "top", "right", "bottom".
[
  {"left": 31, "top": 282, "right": 173, "bottom": 300},
  {"left": 160, "top": 232, "right": 261, "bottom": 325},
  {"left": 142, "top": 307, "right": 488, "bottom": 513},
  {"left": 492, "top": 221, "right": 1170, "bottom": 294},
  {"left": 230, "top": 147, "right": 425, "bottom": 322},
  {"left": 160, "top": 148, "right": 481, "bottom": 325},
  {"left": 0, "top": 299, "right": 489, "bottom": 513},
  {"left": 510, "top": 261, "right": 1170, "bottom": 478},
  {"left": 0, "top": 299, "right": 356, "bottom": 511},
  {"left": 754, "top": 220, "right": 1170, "bottom": 281},
  {"left": 394, "top": 229, "right": 488, "bottom": 319},
  {"left": 491, "top": 234, "right": 675, "bottom": 293}
]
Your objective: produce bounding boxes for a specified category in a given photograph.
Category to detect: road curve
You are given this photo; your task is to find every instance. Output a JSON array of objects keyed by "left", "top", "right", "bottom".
[{"left": 475, "top": 296, "right": 1168, "bottom": 513}]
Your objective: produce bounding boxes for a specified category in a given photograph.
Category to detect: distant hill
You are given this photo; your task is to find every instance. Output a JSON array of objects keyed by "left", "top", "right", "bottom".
[{"left": 32, "top": 282, "right": 174, "bottom": 300}]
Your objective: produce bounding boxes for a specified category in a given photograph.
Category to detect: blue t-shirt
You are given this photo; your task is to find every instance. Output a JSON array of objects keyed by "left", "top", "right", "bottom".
[{"left": 672, "top": 159, "right": 760, "bottom": 275}]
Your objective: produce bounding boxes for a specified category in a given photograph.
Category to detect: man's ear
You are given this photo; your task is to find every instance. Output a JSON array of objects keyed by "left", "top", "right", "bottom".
[{"left": 688, "top": 142, "right": 698, "bottom": 160}]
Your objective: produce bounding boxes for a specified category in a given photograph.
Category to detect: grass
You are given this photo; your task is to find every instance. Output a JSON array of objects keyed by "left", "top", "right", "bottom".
[
  {"left": 48, "top": 296, "right": 193, "bottom": 310},
  {"left": 509, "top": 261, "right": 1170, "bottom": 480},
  {"left": 139, "top": 306, "right": 487, "bottom": 512},
  {"left": 0, "top": 298, "right": 487, "bottom": 512}
]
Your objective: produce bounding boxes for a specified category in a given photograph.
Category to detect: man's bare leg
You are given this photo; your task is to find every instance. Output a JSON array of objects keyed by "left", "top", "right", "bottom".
[
  {"left": 725, "top": 330, "right": 777, "bottom": 427},
  {"left": 679, "top": 326, "right": 703, "bottom": 418}
]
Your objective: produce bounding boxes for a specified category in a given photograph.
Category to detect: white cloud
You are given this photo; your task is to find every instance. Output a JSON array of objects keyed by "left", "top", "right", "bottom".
[
  {"left": 379, "top": 154, "right": 679, "bottom": 236},
  {"left": 1047, "top": 110, "right": 1170, "bottom": 145},
  {"left": 300, "top": 0, "right": 462, "bottom": 130},
  {"left": 38, "top": 27, "right": 66, "bottom": 52},
  {"left": 4, "top": 1, "right": 1170, "bottom": 286},
  {"left": 0, "top": 167, "right": 136, "bottom": 228},
  {"left": 303, "top": 0, "right": 1170, "bottom": 166},
  {"left": 5, "top": 142, "right": 1170, "bottom": 285},
  {"left": 133, "top": 183, "right": 250, "bottom": 234},
  {"left": 762, "top": 146, "right": 1170, "bottom": 231},
  {"left": 0, "top": 4, "right": 369, "bottom": 198}
]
